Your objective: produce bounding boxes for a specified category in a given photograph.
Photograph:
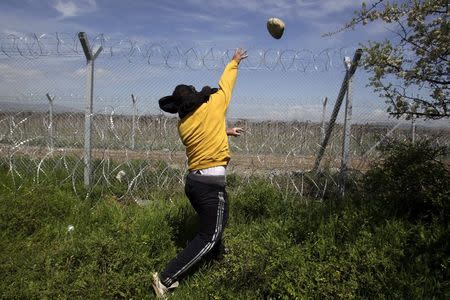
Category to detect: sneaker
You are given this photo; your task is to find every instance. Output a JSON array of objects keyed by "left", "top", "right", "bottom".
[{"left": 152, "top": 272, "right": 179, "bottom": 298}]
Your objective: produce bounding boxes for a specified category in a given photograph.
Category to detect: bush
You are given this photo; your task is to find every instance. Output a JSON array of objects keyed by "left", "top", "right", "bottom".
[
  {"left": 230, "top": 178, "right": 283, "bottom": 223},
  {"left": 362, "top": 140, "right": 450, "bottom": 221}
]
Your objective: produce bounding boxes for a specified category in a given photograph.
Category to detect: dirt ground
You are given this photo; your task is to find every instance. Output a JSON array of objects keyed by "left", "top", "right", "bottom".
[{"left": 0, "top": 144, "right": 373, "bottom": 174}]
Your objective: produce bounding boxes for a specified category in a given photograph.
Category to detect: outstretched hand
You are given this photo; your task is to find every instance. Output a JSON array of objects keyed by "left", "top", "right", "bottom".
[
  {"left": 226, "top": 127, "right": 245, "bottom": 137},
  {"left": 232, "top": 48, "right": 248, "bottom": 64}
]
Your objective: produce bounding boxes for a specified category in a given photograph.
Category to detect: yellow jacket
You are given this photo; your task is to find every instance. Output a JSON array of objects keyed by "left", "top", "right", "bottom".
[{"left": 178, "top": 60, "right": 239, "bottom": 171}]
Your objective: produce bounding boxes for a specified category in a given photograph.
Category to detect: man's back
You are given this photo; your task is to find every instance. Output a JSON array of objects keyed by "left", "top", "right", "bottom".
[{"left": 178, "top": 60, "right": 239, "bottom": 171}]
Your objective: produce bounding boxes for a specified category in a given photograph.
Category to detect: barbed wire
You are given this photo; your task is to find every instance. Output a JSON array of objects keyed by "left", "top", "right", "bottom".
[
  {"left": 0, "top": 32, "right": 358, "bottom": 72},
  {"left": 2, "top": 108, "right": 449, "bottom": 201},
  {"left": 1, "top": 32, "right": 447, "bottom": 201}
]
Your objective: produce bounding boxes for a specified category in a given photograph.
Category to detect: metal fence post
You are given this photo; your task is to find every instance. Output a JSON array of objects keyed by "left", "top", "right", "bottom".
[
  {"left": 46, "top": 93, "right": 54, "bottom": 150},
  {"left": 131, "top": 94, "right": 137, "bottom": 150},
  {"left": 78, "top": 32, "right": 103, "bottom": 187},
  {"left": 321, "top": 97, "right": 328, "bottom": 142},
  {"left": 339, "top": 57, "right": 354, "bottom": 196},
  {"left": 313, "top": 49, "right": 362, "bottom": 172}
]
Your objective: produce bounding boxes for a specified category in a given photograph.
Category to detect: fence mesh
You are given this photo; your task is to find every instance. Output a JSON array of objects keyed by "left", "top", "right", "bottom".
[{"left": 1, "top": 33, "right": 449, "bottom": 200}]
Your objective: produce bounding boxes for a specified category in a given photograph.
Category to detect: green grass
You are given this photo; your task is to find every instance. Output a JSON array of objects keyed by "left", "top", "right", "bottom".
[
  {"left": 1, "top": 144, "right": 449, "bottom": 299},
  {"left": 0, "top": 165, "right": 178, "bottom": 299}
]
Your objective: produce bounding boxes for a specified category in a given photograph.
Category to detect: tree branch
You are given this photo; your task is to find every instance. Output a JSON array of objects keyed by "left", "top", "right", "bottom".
[
  {"left": 395, "top": 19, "right": 449, "bottom": 63},
  {"left": 372, "top": 80, "right": 448, "bottom": 119},
  {"left": 322, "top": 0, "right": 385, "bottom": 37},
  {"left": 379, "top": 61, "right": 450, "bottom": 85}
]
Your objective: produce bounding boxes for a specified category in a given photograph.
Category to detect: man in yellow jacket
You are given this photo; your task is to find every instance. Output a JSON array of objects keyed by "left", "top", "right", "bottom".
[{"left": 153, "top": 48, "right": 247, "bottom": 297}]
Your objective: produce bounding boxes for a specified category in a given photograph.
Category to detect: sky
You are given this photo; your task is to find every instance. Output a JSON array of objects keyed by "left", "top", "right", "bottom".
[
  {"left": 2, "top": 0, "right": 438, "bottom": 126},
  {"left": 0, "top": 0, "right": 390, "bottom": 49}
]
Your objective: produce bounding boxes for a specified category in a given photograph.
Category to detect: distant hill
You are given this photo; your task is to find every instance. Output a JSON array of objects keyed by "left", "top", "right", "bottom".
[
  {"left": 0, "top": 101, "right": 81, "bottom": 113},
  {"left": 0, "top": 100, "right": 447, "bottom": 129}
]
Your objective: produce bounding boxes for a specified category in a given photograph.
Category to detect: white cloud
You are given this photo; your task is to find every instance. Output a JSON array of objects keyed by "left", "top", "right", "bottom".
[
  {"left": 54, "top": 1, "right": 78, "bottom": 18},
  {"left": 230, "top": 103, "right": 326, "bottom": 121},
  {"left": 0, "top": 64, "right": 41, "bottom": 83},
  {"left": 0, "top": 12, "right": 92, "bottom": 36},
  {"left": 53, "top": 0, "right": 97, "bottom": 19}
]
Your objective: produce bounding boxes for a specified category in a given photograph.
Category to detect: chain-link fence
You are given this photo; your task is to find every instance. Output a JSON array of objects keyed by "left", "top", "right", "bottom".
[{"left": 1, "top": 32, "right": 449, "bottom": 200}]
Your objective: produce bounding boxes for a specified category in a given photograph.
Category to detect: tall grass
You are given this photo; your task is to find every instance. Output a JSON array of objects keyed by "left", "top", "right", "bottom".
[{"left": 1, "top": 140, "right": 449, "bottom": 299}]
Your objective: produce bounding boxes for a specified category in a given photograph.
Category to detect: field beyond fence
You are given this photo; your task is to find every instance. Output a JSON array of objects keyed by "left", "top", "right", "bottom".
[{"left": 1, "top": 110, "right": 449, "bottom": 201}]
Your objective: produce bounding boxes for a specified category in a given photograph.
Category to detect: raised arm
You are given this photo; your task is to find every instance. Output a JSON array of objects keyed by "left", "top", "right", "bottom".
[{"left": 217, "top": 48, "right": 248, "bottom": 106}]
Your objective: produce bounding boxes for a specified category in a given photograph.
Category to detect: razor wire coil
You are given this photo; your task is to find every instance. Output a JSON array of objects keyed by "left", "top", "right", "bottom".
[{"left": 0, "top": 32, "right": 359, "bottom": 72}]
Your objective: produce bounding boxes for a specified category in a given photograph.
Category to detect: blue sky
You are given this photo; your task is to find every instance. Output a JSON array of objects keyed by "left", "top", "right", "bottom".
[
  {"left": 1, "top": 0, "right": 419, "bottom": 124},
  {"left": 0, "top": 0, "right": 391, "bottom": 50}
]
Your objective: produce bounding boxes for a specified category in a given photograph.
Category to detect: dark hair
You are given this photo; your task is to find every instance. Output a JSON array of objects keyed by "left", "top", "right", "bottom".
[{"left": 159, "top": 85, "right": 218, "bottom": 119}]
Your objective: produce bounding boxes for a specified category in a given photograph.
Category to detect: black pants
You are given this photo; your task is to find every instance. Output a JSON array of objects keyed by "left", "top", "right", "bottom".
[{"left": 160, "top": 173, "right": 228, "bottom": 287}]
